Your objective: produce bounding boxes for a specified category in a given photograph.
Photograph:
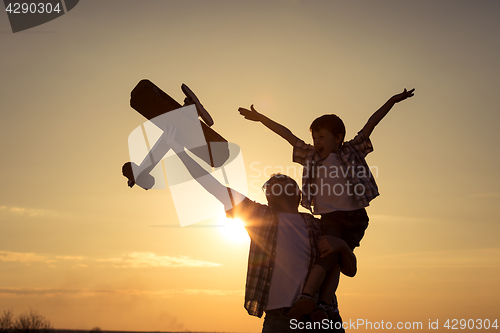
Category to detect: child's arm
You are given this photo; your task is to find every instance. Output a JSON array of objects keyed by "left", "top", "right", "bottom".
[
  {"left": 238, "top": 105, "right": 299, "bottom": 146},
  {"left": 361, "top": 88, "right": 415, "bottom": 138}
]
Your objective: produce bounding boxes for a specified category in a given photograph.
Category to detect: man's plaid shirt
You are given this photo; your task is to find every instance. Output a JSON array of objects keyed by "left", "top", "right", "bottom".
[
  {"left": 226, "top": 198, "right": 322, "bottom": 318},
  {"left": 293, "top": 130, "right": 379, "bottom": 212}
]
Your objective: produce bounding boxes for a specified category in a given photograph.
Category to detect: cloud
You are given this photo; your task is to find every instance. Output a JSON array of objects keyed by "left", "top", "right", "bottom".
[
  {"left": 0, "top": 287, "right": 242, "bottom": 298},
  {"left": 472, "top": 192, "right": 500, "bottom": 198},
  {"left": 0, "top": 252, "right": 88, "bottom": 266},
  {"left": 0, "top": 251, "right": 54, "bottom": 263},
  {"left": 97, "top": 252, "right": 221, "bottom": 268},
  {"left": 0, "top": 251, "right": 221, "bottom": 269},
  {"left": 369, "top": 214, "right": 436, "bottom": 223},
  {"left": 55, "top": 255, "right": 86, "bottom": 260},
  {"left": 0, "top": 205, "right": 48, "bottom": 217},
  {"left": 366, "top": 248, "right": 500, "bottom": 268},
  {"left": 177, "top": 289, "right": 243, "bottom": 296}
]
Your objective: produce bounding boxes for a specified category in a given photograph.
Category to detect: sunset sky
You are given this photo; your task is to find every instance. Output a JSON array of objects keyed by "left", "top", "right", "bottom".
[{"left": 1, "top": 1, "right": 499, "bottom": 331}]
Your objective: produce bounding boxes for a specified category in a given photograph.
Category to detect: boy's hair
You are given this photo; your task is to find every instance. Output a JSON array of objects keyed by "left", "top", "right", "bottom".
[
  {"left": 310, "top": 114, "right": 346, "bottom": 143},
  {"left": 262, "top": 173, "right": 302, "bottom": 206}
]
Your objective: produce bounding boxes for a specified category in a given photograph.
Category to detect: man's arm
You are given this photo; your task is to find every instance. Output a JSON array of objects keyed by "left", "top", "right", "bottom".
[
  {"left": 319, "top": 236, "right": 357, "bottom": 277},
  {"left": 238, "top": 105, "right": 299, "bottom": 146},
  {"left": 165, "top": 127, "right": 238, "bottom": 209},
  {"left": 361, "top": 88, "right": 415, "bottom": 138}
]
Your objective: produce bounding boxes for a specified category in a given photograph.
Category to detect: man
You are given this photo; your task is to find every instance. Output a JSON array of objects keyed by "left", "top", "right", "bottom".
[
  {"left": 225, "top": 173, "right": 354, "bottom": 332},
  {"left": 140, "top": 128, "right": 355, "bottom": 332}
]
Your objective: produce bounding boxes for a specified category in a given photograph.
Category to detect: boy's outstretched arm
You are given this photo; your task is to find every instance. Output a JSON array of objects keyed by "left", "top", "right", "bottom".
[
  {"left": 238, "top": 105, "right": 299, "bottom": 146},
  {"left": 361, "top": 88, "right": 415, "bottom": 138}
]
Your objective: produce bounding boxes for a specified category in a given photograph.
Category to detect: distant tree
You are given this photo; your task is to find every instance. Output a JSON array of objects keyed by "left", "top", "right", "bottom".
[
  {"left": 0, "top": 309, "right": 51, "bottom": 333},
  {"left": 0, "top": 309, "right": 15, "bottom": 331}
]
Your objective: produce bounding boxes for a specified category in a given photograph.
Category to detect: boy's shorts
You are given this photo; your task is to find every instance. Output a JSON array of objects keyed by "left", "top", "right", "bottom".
[{"left": 315, "top": 208, "right": 369, "bottom": 272}]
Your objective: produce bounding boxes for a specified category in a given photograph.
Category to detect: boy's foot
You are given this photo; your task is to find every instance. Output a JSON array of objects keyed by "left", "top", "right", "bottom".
[
  {"left": 310, "top": 302, "right": 332, "bottom": 323},
  {"left": 288, "top": 294, "right": 317, "bottom": 320},
  {"left": 181, "top": 83, "right": 214, "bottom": 127}
]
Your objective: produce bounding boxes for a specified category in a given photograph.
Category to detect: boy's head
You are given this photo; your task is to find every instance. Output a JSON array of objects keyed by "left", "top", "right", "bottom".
[
  {"left": 310, "top": 114, "right": 345, "bottom": 158},
  {"left": 262, "top": 173, "right": 301, "bottom": 208}
]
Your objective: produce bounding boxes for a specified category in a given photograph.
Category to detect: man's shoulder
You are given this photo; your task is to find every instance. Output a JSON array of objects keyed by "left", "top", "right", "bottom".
[
  {"left": 298, "top": 213, "right": 321, "bottom": 241},
  {"left": 226, "top": 197, "right": 274, "bottom": 221},
  {"left": 299, "top": 212, "right": 321, "bottom": 225}
]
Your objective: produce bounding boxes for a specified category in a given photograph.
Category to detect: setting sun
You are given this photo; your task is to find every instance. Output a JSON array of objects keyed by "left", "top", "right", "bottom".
[{"left": 220, "top": 217, "right": 250, "bottom": 243}]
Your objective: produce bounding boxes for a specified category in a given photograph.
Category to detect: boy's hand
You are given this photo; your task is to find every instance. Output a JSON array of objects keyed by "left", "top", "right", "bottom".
[
  {"left": 392, "top": 88, "right": 415, "bottom": 103},
  {"left": 238, "top": 104, "right": 262, "bottom": 122},
  {"left": 238, "top": 104, "right": 299, "bottom": 146},
  {"left": 361, "top": 88, "right": 415, "bottom": 138}
]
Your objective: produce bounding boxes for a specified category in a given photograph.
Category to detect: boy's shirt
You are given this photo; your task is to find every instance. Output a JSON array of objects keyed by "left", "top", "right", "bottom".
[
  {"left": 313, "top": 152, "right": 364, "bottom": 214},
  {"left": 293, "top": 130, "right": 379, "bottom": 212}
]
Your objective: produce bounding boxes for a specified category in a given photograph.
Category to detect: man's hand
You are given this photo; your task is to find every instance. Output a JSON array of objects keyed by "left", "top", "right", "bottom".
[
  {"left": 392, "top": 88, "right": 415, "bottom": 103},
  {"left": 238, "top": 104, "right": 262, "bottom": 122},
  {"left": 319, "top": 235, "right": 347, "bottom": 258}
]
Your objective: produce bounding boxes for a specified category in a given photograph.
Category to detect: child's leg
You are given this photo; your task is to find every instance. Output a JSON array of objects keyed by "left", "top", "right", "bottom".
[
  {"left": 288, "top": 214, "right": 342, "bottom": 320},
  {"left": 302, "top": 253, "right": 339, "bottom": 296},
  {"left": 288, "top": 253, "right": 339, "bottom": 320},
  {"left": 306, "top": 264, "right": 342, "bottom": 323},
  {"left": 302, "top": 212, "right": 342, "bottom": 295},
  {"left": 319, "top": 263, "right": 341, "bottom": 304}
]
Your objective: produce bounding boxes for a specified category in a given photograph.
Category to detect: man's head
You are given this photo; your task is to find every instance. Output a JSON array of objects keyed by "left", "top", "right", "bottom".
[
  {"left": 310, "top": 114, "right": 345, "bottom": 158},
  {"left": 262, "top": 173, "right": 301, "bottom": 211}
]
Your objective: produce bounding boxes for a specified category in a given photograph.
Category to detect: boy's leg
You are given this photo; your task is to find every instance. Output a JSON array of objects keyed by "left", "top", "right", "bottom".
[
  {"left": 302, "top": 255, "right": 337, "bottom": 296},
  {"left": 309, "top": 263, "right": 341, "bottom": 323},
  {"left": 342, "top": 209, "right": 369, "bottom": 250},
  {"left": 288, "top": 264, "right": 328, "bottom": 320},
  {"left": 288, "top": 255, "right": 339, "bottom": 321},
  {"left": 289, "top": 214, "right": 344, "bottom": 321},
  {"left": 305, "top": 212, "right": 342, "bottom": 295},
  {"left": 319, "top": 263, "right": 341, "bottom": 304}
]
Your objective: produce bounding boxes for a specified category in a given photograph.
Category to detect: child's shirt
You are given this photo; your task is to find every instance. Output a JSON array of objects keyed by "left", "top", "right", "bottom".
[
  {"left": 293, "top": 130, "right": 379, "bottom": 213},
  {"left": 313, "top": 152, "right": 364, "bottom": 214}
]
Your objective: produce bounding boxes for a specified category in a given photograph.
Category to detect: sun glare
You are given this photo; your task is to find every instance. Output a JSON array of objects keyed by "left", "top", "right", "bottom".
[{"left": 220, "top": 217, "right": 249, "bottom": 243}]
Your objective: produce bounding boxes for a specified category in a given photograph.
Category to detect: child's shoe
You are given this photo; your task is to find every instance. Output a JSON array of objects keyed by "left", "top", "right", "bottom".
[{"left": 287, "top": 294, "right": 317, "bottom": 320}]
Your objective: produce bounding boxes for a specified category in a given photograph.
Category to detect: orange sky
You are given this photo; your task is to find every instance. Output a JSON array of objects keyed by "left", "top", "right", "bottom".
[{"left": 1, "top": 1, "right": 499, "bottom": 331}]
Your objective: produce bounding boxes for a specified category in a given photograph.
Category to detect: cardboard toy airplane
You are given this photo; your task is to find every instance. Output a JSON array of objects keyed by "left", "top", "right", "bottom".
[{"left": 122, "top": 80, "right": 230, "bottom": 188}]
